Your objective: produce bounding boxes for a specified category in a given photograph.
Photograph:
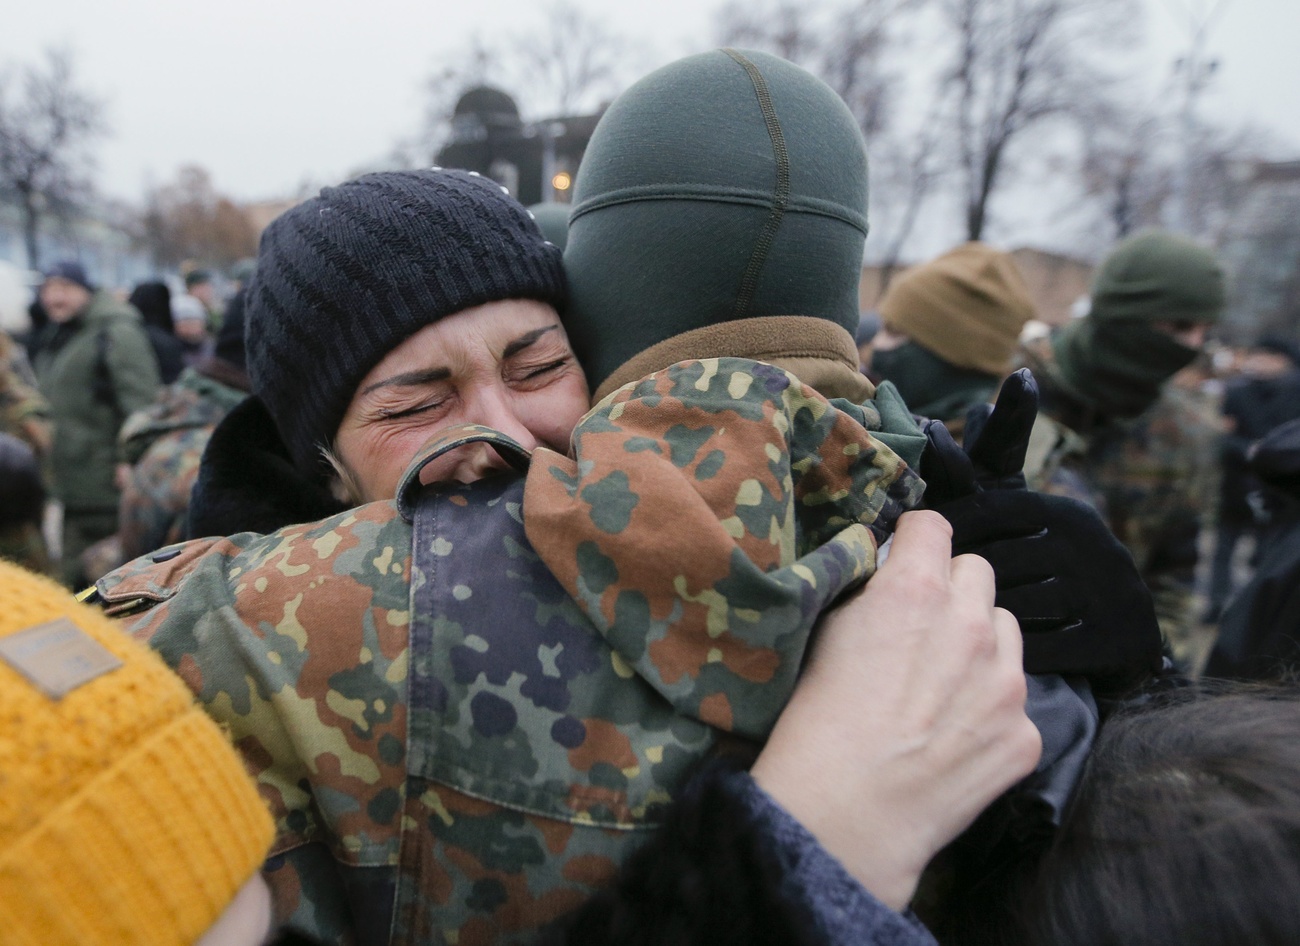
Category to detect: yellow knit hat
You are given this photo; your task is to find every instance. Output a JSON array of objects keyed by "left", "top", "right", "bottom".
[
  {"left": 879, "top": 242, "right": 1036, "bottom": 376},
  {"left": 0, "top": 560, "right": 274, "bottom": 946}
]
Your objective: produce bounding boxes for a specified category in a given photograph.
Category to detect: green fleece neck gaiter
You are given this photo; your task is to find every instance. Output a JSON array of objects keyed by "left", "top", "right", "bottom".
[
  {"left": 564, "top": 48, "right": 869, "bottom": 393},
  {"left": 870, "top": 341, "right": 998, "bottom": 423},
  {"left": 1052, "top": 318, "right": 1199, "bottom": 419}
]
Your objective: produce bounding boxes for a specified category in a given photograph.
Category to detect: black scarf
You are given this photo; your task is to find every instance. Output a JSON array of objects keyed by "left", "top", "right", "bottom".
[{"left": 1051, "top": 318, "right": 1199, "bottom": 420}]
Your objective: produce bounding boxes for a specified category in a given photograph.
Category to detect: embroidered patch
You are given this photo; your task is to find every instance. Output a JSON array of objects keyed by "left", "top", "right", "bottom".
[{"left": 0, "top": 618, "right": 124, "bottom": 698}]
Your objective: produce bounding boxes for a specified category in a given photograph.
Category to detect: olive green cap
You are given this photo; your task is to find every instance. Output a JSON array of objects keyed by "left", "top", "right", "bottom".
[
  {"left": 564, "top": 48, "right": 869, "bottom": 392},
  {"left": 1089, "top": 229, "right": 1225, "bottom": 324}
]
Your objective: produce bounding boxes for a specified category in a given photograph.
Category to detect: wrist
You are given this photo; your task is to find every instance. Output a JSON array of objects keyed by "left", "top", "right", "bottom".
[{"left": 752, "top": 741, "right": 929, "bottom": 911}]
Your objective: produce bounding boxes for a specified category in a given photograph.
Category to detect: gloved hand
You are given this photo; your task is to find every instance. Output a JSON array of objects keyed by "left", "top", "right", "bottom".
[{"left": 920, "top": 369, "right": 1163, "bottom": 691}]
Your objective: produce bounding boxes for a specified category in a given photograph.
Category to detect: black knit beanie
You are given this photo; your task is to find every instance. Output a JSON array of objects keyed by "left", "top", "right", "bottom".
[{"left": 246, "top": 168, "right": 567, "bottom": 479}]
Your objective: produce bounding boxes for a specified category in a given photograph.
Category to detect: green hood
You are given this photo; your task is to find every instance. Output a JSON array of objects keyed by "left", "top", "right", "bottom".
[{"left": 564, "top": 48, "right": 869, "bottom": 393}]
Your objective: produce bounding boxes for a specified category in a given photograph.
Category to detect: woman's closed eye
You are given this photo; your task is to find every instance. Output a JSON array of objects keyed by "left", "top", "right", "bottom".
[
  {"left": 377, "top": 396, "right": 450, "bottom": 421},
  {"left": 519, "top": 357, "right": 571, "bottom": 381}
]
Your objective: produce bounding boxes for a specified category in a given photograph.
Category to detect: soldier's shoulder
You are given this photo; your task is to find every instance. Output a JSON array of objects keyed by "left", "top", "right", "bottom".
[{"left": 96, "top": 499, "right": 412, "bottom": 619}]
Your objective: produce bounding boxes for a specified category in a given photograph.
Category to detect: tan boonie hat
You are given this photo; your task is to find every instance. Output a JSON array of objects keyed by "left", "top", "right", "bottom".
[
  {"left": 879, "top": 242, "right": 1036, "bottom": 376},
  {"left": 0, "top": 560, "right": 273, "bottom": 946}
]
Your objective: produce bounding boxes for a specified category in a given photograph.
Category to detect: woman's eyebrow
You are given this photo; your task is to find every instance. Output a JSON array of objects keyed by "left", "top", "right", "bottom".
[
  {"left": 502, "top": 325, "right": 559, "bottom": 359},
  {"left": 360, "top": 366, "right": 452, "bottom": 397}
]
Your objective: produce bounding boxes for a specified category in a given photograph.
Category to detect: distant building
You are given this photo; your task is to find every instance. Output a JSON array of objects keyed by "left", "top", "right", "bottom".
[
  {"left": 0, "top": 202, "right": 151, "bottom": 289},
  {"left": 1216, "top": 160, "right": 1300, "bottom": 345},
  {"left": 435, "top": 87, "right": 602, "bottom": 206}
]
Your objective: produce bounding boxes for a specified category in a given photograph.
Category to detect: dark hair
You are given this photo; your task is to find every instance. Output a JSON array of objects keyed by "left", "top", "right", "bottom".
[
  {"left": 128, "top": 281, "right": 174, "bottom": 334},
  {"left": 1020, "top": 681, "right": 1300, "bottom": 946},
  {"left": 0, "top": 433, "right": 44, "bottom": 529}
]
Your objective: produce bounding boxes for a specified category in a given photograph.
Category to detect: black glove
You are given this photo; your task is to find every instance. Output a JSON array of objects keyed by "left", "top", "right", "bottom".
[{"left": 920, "top": 370, "right": 1163, "bottom": 691}]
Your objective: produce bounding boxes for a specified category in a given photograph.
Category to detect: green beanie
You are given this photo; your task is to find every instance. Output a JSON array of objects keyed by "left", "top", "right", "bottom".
[
  {"left": 564, "top": 48, "right": 869, "bottom": 393},
  {"left": 1089, "top": 229, "right": 1225, "bottom": 323},
  {"left": 1051, "top": 230, "right": 1224, "bottom": 419}
]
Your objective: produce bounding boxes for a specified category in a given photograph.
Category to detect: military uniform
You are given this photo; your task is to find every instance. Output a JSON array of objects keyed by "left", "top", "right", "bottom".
[
  {"left": 1022, "top": 339, "right": 1220, "bottom": 661},
  {"left": 0, "top": 330, "right": 51, "bottom": 457},
  {"left": 117, "top": 367, "right": 248, "bottom": 560},
  {"left": 0, "top": 331, "right": 52, "bottom": 574},
  {"left": 96, "top": 357, "right": 922, "bottom": 945}
]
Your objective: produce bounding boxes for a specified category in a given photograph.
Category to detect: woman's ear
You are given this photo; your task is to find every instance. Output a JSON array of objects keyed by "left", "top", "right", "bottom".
[{"left": 320, "top": 445, "right": 365, "bottom": 505}]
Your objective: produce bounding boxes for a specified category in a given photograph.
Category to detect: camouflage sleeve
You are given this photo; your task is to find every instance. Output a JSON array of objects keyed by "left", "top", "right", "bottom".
[
  {"left": 117, "top": 428, "right": 208, "bottom": 561},
  {"left": 524, "top": 357, "right": 923, "bottom": 738},
  {"left": 95, "top": 502, "right": 416, "bottom": 939},
  {"left": 0, "top": 362, "right": 52, "bottom": 457}
]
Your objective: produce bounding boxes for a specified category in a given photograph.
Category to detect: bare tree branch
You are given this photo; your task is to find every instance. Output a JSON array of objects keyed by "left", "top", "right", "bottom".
[{"left": 0, "top": 47, "right": 106, "bottom": 269}]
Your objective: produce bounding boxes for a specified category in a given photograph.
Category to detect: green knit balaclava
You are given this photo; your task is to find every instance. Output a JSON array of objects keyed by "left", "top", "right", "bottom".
[
  {"left": 564, "top": 49, "right": 870, "bottom": 393},
  {"left": 1052, "top": 230, "right": 1225, "bottom": 418}
]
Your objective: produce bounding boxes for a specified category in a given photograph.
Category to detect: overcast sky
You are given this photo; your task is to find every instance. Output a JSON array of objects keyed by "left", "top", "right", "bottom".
[{"left": 1, "top": 0, "right": 1296, "bottom": 206}]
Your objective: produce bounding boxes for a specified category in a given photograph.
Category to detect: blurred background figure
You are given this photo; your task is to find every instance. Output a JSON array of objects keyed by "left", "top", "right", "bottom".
[
  {"left": 0, "top": 432, "right": 49, "bottom": 574},
  {"left": 184, "top": 268, "right": 221, "bottom": 332},
  {"left": 868, "top": 242, "right": 1036, "bottom": 441},
  {"left": 228, "top": 258, "right": 257, "bottom": 295},
  {"left": 115, "top": 289, "right": 250, "bottom": 563},
  {"left": 1205, "top": 336, "right": 1300, "bottom": 622},
  {"left": 29, "top": 261, "right": 160, "bottom": 587},
  {"left": 170, "top": 289, "right": 210, "bottom": 365},
  {"left": 1019, "top": 230, "right": 1226, "bottom": 669},
  {"left": 1205, "top": 417, "right": 1300, "bottom": 679},
  {"left": 128, "top": 280, "right": 185, "bottom": 384}
]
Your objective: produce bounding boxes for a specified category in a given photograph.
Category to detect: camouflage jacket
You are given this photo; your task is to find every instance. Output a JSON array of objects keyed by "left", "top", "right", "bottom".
[
  {"left": 95, "top": 357, "right": 923, "bottom": 946},
  {"left": 117, "top": 368, "right": 247, "bottom": 560},
  {"left": 0, "top": 330, "right": 51, "bottom": 460},
  {"left": 1021, "top": 340, "right": 1221, "bottom": 654}
]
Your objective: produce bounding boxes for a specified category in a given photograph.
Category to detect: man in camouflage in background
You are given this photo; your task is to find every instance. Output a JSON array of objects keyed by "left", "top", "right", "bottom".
[
  {"left": 0, "top": 329, "right": 52, "bottom": 573},
  {"left": 116, "top": 291, "right": 250, "bottom": 562},
  {"left": 1020, "top": 229, "right": 1226, "bottom": 666}
]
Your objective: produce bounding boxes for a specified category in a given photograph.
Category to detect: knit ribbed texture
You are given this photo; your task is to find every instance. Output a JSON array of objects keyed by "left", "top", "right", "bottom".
[
  {"left": 0, "top": 560, "right": 274, "bottom": 946},
  {"left": 1088, "top": 229, "right": 1225, "bottom": 324},
  {"left": 246, "top": 168, "right": 566, "bottom": 478},
  {"left": 879, "top": 242, "right": 1036, "bottom": 376}
]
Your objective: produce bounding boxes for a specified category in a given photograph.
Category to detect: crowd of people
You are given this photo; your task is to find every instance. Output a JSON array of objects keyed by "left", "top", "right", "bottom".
[{"left": 2, "top": 47, "right": 1299, "bottom": 946}]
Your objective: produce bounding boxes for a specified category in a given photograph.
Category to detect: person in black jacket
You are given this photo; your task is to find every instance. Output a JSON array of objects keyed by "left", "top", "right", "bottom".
[{"left": 129, "top": 280, "right": 187, "bottom": 385}]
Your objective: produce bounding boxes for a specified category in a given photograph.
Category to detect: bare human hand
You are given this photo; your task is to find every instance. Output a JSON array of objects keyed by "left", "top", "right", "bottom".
[{"left": 751, "top": 510, "right": 1042, "bottom": 911}]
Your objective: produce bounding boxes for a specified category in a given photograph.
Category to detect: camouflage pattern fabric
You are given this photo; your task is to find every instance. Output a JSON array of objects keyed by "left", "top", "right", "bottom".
[
  {"left": 0, "top": 330, "right": 51, "bottom": 460},
  {"left": 95, "top": 356, "right": 923, "bottom": 945},
  {"left": 117, "top": 369, "right": 247, "bottom": 560},
  {"left": 522, "top": 357, "right": 923, "bottom": 737}
]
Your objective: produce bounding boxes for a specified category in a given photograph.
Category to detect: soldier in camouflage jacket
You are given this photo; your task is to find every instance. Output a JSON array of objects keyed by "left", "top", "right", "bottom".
[
  {"left": 117, "top": 293, "right": 251, "bottom": 562},
  {"left": 1019, "top": 230, "right": 1226, "bottom": 664}
]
